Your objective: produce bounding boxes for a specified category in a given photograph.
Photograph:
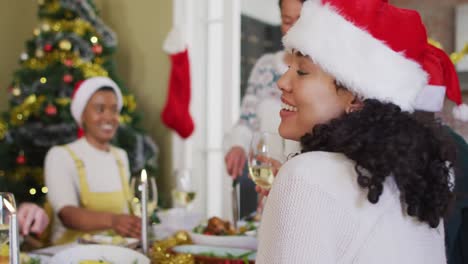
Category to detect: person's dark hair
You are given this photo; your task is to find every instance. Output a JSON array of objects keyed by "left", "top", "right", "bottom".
[
  {"left": 300, "top": 99, "right": 455, "bottom": 228},
  {"left": 97, "top": 86, "right": 116, "bottom": 93},
  {"left": 278, "top": 0, "right": 306, "bottom": 9}
]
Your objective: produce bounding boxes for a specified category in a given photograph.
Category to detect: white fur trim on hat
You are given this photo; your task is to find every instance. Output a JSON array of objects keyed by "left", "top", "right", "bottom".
[
  {"left": 282, "top": 0, "right": 428, "bottom": 112},
  {"left": 163, "top": 27, "right": 187, "bottom": 54},
  {"left": 71, "top": 76, "right": 123, "bottom": 125},
  {"left": 453, "top": 103, "right": 468, "bottom": 122},
  {"left": 413, "top": 85, "right": 446, "bottom": 112}
]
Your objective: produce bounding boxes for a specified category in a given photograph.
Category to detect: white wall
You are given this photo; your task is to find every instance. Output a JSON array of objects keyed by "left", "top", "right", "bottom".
[
  {"left": 456, "top": 3, "right": 468, "bottom": 71},
  {"left": 241, "top": 0, "right": 281, "bottom": 25}
]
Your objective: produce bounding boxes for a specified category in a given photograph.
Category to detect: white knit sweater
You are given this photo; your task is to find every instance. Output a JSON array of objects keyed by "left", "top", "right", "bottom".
[{"left": 256, "top": 151, "right": 447, "bottom": 263}]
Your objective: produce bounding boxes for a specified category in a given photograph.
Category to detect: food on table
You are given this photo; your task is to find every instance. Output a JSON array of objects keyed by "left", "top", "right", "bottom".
[
  {"left": 0, "top": 243, "right": 8, "bottom": 264},
  {"left": 81, "top": 233, "right": 127, "bottom": 246},
  {"left": 79, "top": 261, "right": 111, "bottom": 264},
  {"left": 192, "top": 217, "right": 257, "bottom": 236},
  {"left": 20, "top": 253, "right": 41, "bottom": 264}
]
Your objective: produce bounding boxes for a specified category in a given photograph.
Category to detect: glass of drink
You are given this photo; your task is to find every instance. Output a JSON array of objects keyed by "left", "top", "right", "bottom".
[
  {"left": 130, "top": 175, "right": 158, "bottom": 217},
  {"left": 248, "top": 132, "right": 285, "bottom": 191},
  {"left": 0, "top": 193, "right": 16, "bottom": 264},
  {"left": 171, "top": 169, "right": 196, "bottom": 210}
]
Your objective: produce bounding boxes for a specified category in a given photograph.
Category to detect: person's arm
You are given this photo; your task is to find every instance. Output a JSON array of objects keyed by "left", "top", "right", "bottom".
[
  {"left": 225, "top": 54, "right": 278, "bottom": 177},
  {"left": 58, "top": 206, "right": 140, "bottom": 238},
  {"left": 45, "top": 147, "right": 141, "bottom": 238},
  {"left": 256, "top": 157, "right": 357, "bottom": 263}
]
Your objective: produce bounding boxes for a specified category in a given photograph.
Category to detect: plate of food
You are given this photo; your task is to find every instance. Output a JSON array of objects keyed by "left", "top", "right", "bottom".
[
  {"left": 171, "top": 244, "right": 256, "bottom": 263},
  {"left": 78, "top": 233, "right": 139, "bottom": 249},
  {"left": 49, "top": 245, "right": 150, "bottom": 264},
  {"left": 190, "top": 217, "right": 258, "bottom": 250}
]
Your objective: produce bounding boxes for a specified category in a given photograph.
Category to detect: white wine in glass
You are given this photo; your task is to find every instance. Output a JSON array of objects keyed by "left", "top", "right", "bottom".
[
  {"left": 130, "top": 176, "right": 158, "bottom": 217},
  {"left": 248, "top": 132, "right": 285, "bottom": 190},
  {"left": 171, "top": 190, "right": 196, "bottom": 207},
  {"left": 172, "top": 169, "right": 196, "bottom": 209},
  {"left": 0, "top": 192, "right": 16, "bottom": 263},
  {"left": 248, "top": 165, "right": 275, "bottom": 190}
]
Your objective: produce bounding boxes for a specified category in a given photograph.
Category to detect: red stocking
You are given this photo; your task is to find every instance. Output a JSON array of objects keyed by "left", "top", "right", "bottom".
[{"left": 161, "top": 49, "right": 195, "bottom": 138}]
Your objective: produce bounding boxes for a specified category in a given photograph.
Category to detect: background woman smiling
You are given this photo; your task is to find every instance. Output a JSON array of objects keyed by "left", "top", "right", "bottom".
[{"left": 45, "top": 77, "right": 140, "bottom": 245}]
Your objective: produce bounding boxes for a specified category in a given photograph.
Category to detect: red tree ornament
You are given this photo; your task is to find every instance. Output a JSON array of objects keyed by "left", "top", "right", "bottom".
[
  {"left": 92, "top": 44, "right": 103, "bottom": 55},
  {"left": 63, "top": 74, "right": 73, "bottom": 83},
  {"left": 44, "top": 44, "right": 53, "bottom": 52},
  {"left": 64, "top": 59, "right": 74, "bottom": 67},
  {"left": 16, "top": 153, "right": 26, "bottom": 165},
  {"left": 45, "top": 104, "right": 57, "bottom": 116}
]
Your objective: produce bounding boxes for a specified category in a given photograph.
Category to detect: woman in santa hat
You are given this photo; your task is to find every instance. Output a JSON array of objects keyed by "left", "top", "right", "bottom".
[
  {"left": 255, "top": 0, "right": 459, "bottom": 263},
  {"left": 44, "top": 76, "right": 140, "bottom": 245}
]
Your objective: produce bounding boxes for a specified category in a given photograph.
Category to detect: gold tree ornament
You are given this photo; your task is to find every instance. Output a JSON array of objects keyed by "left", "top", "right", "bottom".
[
  {"left": 33, "top": 28, "right": 41, "bottom": 36},
  {"left": 12, "top": 87, "right": 21, "bottom": 97},
  {"left": 59, "top": 39, "right": 72, "bottom": 51},
  {"left": 41, "top": 23, "right": 51, "bottom": 32},
  {"left": 35, "top": 49, "right": 45, "bottom": 58}
]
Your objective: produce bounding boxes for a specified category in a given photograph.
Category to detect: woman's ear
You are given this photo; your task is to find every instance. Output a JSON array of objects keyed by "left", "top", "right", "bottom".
[{"left": 346, "top": 96, "right": 364, "bottom": 114}]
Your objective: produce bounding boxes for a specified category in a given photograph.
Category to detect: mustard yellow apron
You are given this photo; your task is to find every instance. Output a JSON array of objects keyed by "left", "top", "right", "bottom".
[{"left": 54, "top": 145, "right": 132, "bottom": 245}]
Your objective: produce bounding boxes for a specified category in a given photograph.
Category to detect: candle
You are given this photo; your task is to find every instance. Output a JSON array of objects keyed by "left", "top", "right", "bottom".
[
  {"left": 141, "top": 169, "right": 148, "bottom": 255},
  {"left": 3, "top": 199, "right": 18, "bottom": 264}
]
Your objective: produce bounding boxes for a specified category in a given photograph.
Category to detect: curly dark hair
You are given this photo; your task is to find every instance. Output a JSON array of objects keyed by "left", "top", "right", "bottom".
[{"left": 300, "top": 99, "right": 455, "bottom": 228}]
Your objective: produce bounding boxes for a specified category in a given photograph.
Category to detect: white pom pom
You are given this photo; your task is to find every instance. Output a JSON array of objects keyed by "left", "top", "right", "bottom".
[
  {"left": 452, "top": 103, "right": 468, "bottom": 121},
  {"left": 163, "top": 27, "right": 187, "bottom": 54}
]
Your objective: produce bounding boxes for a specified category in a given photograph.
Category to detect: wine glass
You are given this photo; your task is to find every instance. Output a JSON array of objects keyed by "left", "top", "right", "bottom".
[
  {"left": 130, "top": 174, "right": 158, "bottom": 217},
  {"left": 171, "top": 169, "right": 196, "bottom": 210},
  {"left": 0, "top": 192, "right": 16, "bottom": 262},
  {"left": 248, "top": 132, "right": 286, "bottom": 191}
]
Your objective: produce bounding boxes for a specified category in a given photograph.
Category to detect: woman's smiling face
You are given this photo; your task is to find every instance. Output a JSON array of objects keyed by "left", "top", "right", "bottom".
[{"left": 277, "top": 51, "right": 357, "bottom": 141}]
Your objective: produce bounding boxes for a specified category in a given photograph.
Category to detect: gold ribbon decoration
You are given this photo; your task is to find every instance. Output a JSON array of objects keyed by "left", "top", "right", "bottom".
[
  {"left": 123, "top": 95, "right": 137, "bottom": 113},
  {"left": 0, "top": 120, "right": 8, "bottom": 140},
  {"left": 150, "top": 231, "right": 194, "bottom": 264},
  {"left": 10, "top": 95, "right": 47, "bottom": 126}
]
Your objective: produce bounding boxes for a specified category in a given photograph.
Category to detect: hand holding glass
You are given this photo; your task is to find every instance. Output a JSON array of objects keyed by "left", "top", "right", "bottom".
[{"left": 248, "top": 132, "right": 285, "bottom": 190}]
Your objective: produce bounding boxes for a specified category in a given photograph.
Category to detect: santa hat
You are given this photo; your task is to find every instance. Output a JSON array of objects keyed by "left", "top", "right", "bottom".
[
  {"left": 413, "top": 43, "right": 468, "bottom": 120},
  {"left": 283, "top": 0, "right": 466, "bottom": 119},
  {"left": 71, "top": 76, "right": 123, "bottom": 125}
]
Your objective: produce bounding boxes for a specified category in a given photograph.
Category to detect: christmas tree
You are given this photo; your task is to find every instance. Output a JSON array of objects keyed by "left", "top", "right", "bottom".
[{"left": 0, "top": 0, "right": 158, "bottom": 204}]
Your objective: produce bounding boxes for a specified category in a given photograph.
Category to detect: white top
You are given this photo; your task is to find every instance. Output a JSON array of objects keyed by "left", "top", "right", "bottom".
[
  {"left": 256, "top": 151, "right": 447, "bottom": 264},
  {"left": 225, "top": 50, "right": 300, "bottom": 155},
  {"left": 44, "top": 138, "right": 130, "bottom": 242}
]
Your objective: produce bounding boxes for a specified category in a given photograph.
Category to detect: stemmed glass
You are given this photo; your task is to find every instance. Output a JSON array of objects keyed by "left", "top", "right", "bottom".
[
  {"left": 130, "top": 175, "right": 158, "bottom": 217},
  {"left": 248, "top": 132, "right": 286, "bottom": 191},
  {"left": 0, "top": 192, "right": 17, "bottom": 263},
  {"left": 171, "top": 169, "right": 196, "bottom": 210}
]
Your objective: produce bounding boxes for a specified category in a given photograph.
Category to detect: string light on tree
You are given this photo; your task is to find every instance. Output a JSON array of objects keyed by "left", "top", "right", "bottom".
[
  {"left": 41, "top": 187, "right": 48, "bottom": 194},
  {"left": 11, "top": 86, "right": 21, "bottom": 96},
  {"left": 29, "top": 188, "right": 37, "bottom": 195},
  {"left": 41, "top": 23, "right": 51, "bottom": 32},
  {"left": 40, "top": 77, "right": 47, "bottom": 84},
  {"left": 20, "top": 52, "right": 29, "bottom": 61},
  {"left": 90, "top": 36, "right": 99, "bottom": 44}
]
